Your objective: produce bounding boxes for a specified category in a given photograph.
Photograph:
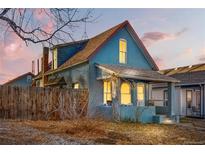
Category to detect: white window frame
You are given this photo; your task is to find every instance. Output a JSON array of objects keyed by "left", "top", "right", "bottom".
[
  {"left": 53, "top": 48, "right": 58, "bottom": 69},
  {"left": 119, "top": 39, "right": 127, "bottom": 64},
  {"left": 120, "top": 82, "right": 131, "bottom": 105},
  {"left": 137, "top": 83, "right": 145, "bottom": 106},
  {"left": 103, "top": 80, "right": 112, "bottom": 105}
]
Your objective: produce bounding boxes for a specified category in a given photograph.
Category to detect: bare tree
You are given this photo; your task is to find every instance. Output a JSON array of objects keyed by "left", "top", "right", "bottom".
[{"left": 0, "top": 8, "right": 94, "bottom": 46}]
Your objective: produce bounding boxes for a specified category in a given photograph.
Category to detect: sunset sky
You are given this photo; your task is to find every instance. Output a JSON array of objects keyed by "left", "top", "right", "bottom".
[{"left": 0, "top": 8, "right": 205, "bottom": 84}]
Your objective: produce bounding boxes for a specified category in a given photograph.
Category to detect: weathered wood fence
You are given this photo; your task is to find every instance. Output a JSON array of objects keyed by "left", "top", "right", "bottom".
[{"left": 0, "top": 86, "right": 88, "bottom": 120}]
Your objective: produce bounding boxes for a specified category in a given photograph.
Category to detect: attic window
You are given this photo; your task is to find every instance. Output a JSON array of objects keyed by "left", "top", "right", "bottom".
[{"left": 119, "top": 39, "right": 127, "bottom": 64}]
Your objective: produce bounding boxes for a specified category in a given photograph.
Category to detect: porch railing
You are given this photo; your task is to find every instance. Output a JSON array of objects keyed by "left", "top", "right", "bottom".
[
  {"left": 147, "top": 99, "right": 168, "bottom": 115},
  {"left": 147, "top": 99, "right": 167, "bottom": 107}
]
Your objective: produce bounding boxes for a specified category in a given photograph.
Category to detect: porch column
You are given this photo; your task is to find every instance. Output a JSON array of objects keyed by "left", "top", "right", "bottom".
[
  {"left": 132, "top": 82, "right": 137, "bottom": 106},
  {"left": 168, "top": 82, "right": 175, "bottom": 117},
  {"left": 200, "top": 85, "right": 204, "bottom": 117},
  {"left": 112, "top": 78, "right": 121, "bottom": 121},
  {"left": 145, "top": 83, "right": 152, "bottom": 106},
  {"left": 203, "top": 85, "right": 205, "bottom": 118}
]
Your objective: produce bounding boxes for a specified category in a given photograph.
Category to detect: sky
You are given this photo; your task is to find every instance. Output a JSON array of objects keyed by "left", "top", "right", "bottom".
[{"left": 0, "top": 8, "right": 205, "bottom": 84}]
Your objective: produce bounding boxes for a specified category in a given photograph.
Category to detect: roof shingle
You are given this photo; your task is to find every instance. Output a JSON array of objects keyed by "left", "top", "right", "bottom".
[
  {"left": 159, "top": 63, "right": 205, "bottom": 85},
  {"left": 45, "top": 20, "right": 158, "bottom": 75}
]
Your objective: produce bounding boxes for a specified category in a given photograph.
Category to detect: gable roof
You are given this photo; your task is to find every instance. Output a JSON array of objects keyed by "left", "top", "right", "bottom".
[
  {"left": 159, "top": 63, "right": 205, "bottom": 85},
  {"left": 171, "top": 71, "right": 205, "bottom": 85},
  {"left": 160, "top": 63, "right": 205, "bottom": 76},
  {"left": 45, "top": 20, "right": 159, "bottom": 75},
  {"left": 3, "top": 72, "right": 34, "bottom": 85},
  {"left": 96, "top": 64, "right": 178, "bottom": 83},
  {"left": 51, "top": 39, "right": 89, "bottom": 50}
]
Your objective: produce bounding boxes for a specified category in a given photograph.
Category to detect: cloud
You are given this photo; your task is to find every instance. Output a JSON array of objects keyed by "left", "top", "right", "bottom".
[
  {"left": 33, "top": 9, "right": 55, "bottom": 34},
  {"left": 198, "top": 48, "right": 205, "bottom": 62},
  {"left": 42, "top": 20, "right": 54, "bottom": 33},
  {"left": 34, "top": 9, "right": 48, "bottom": 20},
  {"left": 0, "top": 33, "right": 37, "bottom": 84},
  {"left": 153, "top": 57, "right": 165, "bottom": 69},
  {"left": 178, "top": 48, "right": 193, "bottom": 59},
  {"left": 152, "top": 47, "right": 193, "bottom": 70},
  {"left": 141, "top": 28, "right": 188, "bottom": 47},
  {"left": 175, "top": 28, "right": 188, "bottom": 37}
]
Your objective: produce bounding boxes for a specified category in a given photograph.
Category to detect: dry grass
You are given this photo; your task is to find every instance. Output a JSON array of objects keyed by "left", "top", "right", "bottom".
[
  {"left": 1, "top": 118, "right": 205, "bottom": 144},
  {"left": 17, "top": 118, "right": 205, "bottom": 145}
]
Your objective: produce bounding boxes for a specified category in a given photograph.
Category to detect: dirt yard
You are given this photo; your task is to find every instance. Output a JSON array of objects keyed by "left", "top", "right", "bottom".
[{"left": 0, "top": 118, "right": 205, "bottom": 145}]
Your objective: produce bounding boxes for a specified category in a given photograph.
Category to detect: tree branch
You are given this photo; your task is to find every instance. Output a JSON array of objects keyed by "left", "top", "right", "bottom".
[{"left": 0, "top": 8, "right": 95, "bottom": 46}]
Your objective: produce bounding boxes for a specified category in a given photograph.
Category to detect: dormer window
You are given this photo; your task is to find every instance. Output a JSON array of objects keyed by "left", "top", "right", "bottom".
[
  {"left": 53, "top": 48, "right": 58, "bottom": 69},
  {"left": 119, "top": 39, "right": 127, "bottom": 64}
]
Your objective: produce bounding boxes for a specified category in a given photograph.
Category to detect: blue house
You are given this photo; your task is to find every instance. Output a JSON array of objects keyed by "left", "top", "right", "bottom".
[
  {"left": 33, "top": 21, "right": 178, "bottom": 123},
  {"left": 3, "top": 72, "right": 34, "bottom": 87}
]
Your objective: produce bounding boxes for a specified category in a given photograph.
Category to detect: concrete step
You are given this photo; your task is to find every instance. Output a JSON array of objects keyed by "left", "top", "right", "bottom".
[
  {"left": 153, "top": 115, "right": 175, "bottom": 124},
  {"left": 162, "top": 117, "right": 175, "bottom": 124}
]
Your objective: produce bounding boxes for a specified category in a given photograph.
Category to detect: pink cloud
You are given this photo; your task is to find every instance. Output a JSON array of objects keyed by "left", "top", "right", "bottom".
[
  {"left": 178, "top": 48, "right": 193, "bottom": 59},
  {"left": 42, "top": 20, "right": 55, "bottom": 34},
  {"left": 33, "top": 9, "right": 55, "bottom": 33},
  {"left": 198, "top": 48, "right": 205, "bottom": 62},
  {"left": 153, "top": 57, "right": 165, "bottom": 69},
  {"left": 141, "top": 28, "right": 188, "bottom": 47},
  {"left": 34, "top": 9, "right": 48, "bottom": 20},
  {"left": 0, "top": 33, "right": 38, "bottom": 84}
]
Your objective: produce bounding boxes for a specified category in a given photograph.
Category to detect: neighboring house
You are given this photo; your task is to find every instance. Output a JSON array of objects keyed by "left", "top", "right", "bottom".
[
  {"left": 33, "top": 20, "right": 179, "bottom": 123},
  {"left": 152, "top": 63, "right": 205, "bottom": 118},
  {"left": 3, "top": 72, "right": 34, "bottom": 87}
]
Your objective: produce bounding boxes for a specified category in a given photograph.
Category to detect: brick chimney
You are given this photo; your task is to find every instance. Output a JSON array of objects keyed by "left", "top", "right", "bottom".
[{"left": 42, "top": 47, "right": 49, "bottom": 86}]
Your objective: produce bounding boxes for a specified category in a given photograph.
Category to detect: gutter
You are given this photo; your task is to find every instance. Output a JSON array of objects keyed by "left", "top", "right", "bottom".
[{"left": 96, "top": 64, "right": 179, "bottom": 83}]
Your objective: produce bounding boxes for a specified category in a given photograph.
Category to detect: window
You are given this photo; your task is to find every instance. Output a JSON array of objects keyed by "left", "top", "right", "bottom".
[
  {"left": 103, "top": 81, "right": 112, "bottom": 105},
  {"left": 137, "top": 83, "right": 145, "bottom": 105},
  {"left": 121, "top": 82, "right": 131, "bottom": 105},
  {"left": 186, "top": 90, "right": 192, "bottom": 108},
  {"left": 27, "top": 75, "right": 32, "bottom": 83},
  {"left": 73, "top": 83, "right": 80, "bottom": 89},
  {"left": 53, "top": 48, "right": 58, "bottom": 69},
  {"left": 119, "top": 39, "right": 127, "bottom": 64},
  {"left": 163, "top": 90, "right": 168, "bottom": 106}
]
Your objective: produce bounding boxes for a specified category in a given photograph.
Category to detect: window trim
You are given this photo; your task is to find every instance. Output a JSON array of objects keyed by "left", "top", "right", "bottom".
[
  {"left": 103, "top": 80, "right": 112, "bottom": 105},
  {"left": 137, "top": 83, "right": 145, "bottom": 105},
  {"left": 119, "top": 38, "right": 127, "bottom": 64},
  {"left": 120, "top": 82, "right": 131, "bottom": 105},
  {"left": 53, "top": 48, "right": 58, "bottom": 69}
]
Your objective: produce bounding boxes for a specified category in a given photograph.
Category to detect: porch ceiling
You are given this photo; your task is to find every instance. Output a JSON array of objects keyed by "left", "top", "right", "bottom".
[{"left": 96, "top": 64, "right": 179, "bottom": 83}]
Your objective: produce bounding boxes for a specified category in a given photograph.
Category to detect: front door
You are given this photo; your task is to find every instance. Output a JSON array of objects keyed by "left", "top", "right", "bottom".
[{"left": 195, "top": 90, "right": 201, "bottom": 116}]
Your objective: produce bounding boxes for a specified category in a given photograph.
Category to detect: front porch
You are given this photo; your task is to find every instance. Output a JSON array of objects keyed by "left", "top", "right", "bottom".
[{"left": 95, "top": 64, "right": 179, "bottom": 123}]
